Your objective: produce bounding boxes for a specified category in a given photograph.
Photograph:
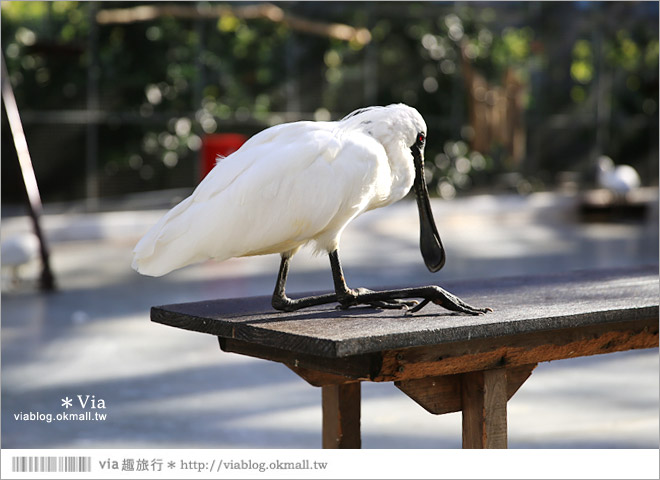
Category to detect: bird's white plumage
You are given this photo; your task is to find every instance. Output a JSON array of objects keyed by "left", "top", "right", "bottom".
[
  {"left": 132, "top": 104, "right": 427, "bottom": 277},
  {"left": 1, "top": 233, "right": 40, "bottom": 267},
  {"left": 596, "top": 155, "right": 641, "bottom": 195}
]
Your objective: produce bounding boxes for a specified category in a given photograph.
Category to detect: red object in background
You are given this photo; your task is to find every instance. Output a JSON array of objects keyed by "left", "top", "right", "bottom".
[{"left": 200, "top": 133, "right": 248, "bottom": 180}]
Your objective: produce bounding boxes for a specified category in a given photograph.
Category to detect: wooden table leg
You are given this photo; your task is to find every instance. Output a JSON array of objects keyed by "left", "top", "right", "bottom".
[
  {"left": 461, "top": 368, "right": 508, "bottom": 449},
  {"left": 322, "top": 383, "right": 361, "bottom": 448}
]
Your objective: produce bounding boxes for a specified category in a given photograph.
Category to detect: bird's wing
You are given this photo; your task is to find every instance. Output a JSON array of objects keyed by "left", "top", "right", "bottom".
[
  {"left": 192, "top": 122, "right": 300, "bottom": 204},
  {"left": 134, "top": 122, "right": 328, "bottom": 257},
  {"left": 132, "top": 122, "right": 387, "bottom": 276}
]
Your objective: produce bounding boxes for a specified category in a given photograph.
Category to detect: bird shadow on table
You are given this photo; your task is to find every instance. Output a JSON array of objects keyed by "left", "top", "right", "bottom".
[{"left": 231, "top": 303, "right": 470, "bottom": 325}]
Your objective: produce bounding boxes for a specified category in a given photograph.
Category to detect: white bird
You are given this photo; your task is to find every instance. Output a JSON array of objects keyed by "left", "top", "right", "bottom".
[
  {"left": 596, "top": 155, "right": 641, "bottom": 197},
  {"left": 133, "top": 104, "right": 490, "bottom": 314},
  {"left": 1, "top": 232, "right": 40, "bottom": 285}
]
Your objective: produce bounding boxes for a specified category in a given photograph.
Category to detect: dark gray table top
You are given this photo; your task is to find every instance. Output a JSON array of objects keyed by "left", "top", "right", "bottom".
[{"left": 151, "top": 266, "right": 659, "bottom": 358}]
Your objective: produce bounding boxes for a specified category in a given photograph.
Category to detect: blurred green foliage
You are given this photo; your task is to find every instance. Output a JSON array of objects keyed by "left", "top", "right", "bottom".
[{"left": 1, "top": 1, "right": 658, "bottom": 205}]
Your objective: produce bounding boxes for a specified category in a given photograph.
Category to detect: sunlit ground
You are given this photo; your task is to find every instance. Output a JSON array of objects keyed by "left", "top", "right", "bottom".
[{"left": 1, "top": 190, "right": 658, "bottom": 448}]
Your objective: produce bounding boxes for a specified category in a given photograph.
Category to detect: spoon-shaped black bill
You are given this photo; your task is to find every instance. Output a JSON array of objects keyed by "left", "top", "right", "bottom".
[{"left": 412, "top": 146, "right": 445, "bottom": 272}]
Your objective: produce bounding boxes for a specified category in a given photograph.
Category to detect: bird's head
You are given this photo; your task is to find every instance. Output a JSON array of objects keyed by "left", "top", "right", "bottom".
[
  {"left": 597, "top": 155, "right": 615, "bottom": 173},
  {"left": 341, "top": 104, "right": 426, "bottom": 148},
  {"left": 342, "top": 104, "right": 445, "bottom": 273}
]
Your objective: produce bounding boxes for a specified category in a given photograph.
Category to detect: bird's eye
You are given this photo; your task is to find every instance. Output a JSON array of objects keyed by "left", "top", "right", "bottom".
[{"left": 417, "top": 133, "right": 426, "bottom": 144}]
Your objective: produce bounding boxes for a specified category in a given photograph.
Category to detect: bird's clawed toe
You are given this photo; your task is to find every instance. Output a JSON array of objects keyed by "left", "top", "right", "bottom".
[
  {"left": 408, "top": 299, "right": 431, "bottom": 314},
  {"left": 367, "top": 298, "right": 418, "bottom": 310}
]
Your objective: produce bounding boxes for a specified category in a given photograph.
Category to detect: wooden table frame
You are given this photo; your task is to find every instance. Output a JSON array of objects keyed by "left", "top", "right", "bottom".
[
  {"left": 152, "top": 267, "right": 659, "bottom": 449},
  {"left": 218, "top": 317, "right": 656, "bottom": 448}
]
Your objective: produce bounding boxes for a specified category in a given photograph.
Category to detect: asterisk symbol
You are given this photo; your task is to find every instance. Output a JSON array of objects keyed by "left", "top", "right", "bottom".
[
  {"left": 61, "top": 397, "right": 73, "bottom": 409},
  {"left": 167, "top": 462, "right": 176, "bottom": 469}
]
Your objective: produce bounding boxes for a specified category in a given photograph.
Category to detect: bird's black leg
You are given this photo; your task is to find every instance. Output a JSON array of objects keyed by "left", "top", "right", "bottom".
[
  {"left": 271, "top": 253, "right": 337, "bottom": 312},
  {"left": 270, "top": 250, "right": 415, "bottom": 312},
  {"left": 271, "top": 250, "right": 490, "bottom": 315}
]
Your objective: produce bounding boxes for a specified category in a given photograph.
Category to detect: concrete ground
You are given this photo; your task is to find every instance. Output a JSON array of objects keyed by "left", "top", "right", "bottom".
[{"left": 1, "top": 190, "right": 658, "bottom": 448}]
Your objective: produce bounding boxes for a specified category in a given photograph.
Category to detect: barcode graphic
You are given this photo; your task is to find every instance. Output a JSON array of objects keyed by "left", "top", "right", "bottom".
[{"left": 11, "top": 456, "right": 92, "bottom": 473}]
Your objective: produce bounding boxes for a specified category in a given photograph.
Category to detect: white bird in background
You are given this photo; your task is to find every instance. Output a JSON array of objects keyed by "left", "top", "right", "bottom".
[
  {"left": 596, "top": 155, "right": 641, "bottom": 198},
  {"left": 1, "top": 232, "right": 40, "bottom": 285},
  {"left": 133, "top": 104, "right": 490, "bottom": 315}
]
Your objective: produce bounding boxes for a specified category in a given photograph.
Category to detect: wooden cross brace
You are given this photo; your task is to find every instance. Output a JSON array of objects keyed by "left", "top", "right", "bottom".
[{"left": 299, "top": 363, "right": 535, "bottom": 449}]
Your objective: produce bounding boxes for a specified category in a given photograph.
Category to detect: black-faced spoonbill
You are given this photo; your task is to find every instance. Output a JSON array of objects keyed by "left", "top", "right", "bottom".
[{"left": 132, "top": 104, "right": 491, "bottom": 315}]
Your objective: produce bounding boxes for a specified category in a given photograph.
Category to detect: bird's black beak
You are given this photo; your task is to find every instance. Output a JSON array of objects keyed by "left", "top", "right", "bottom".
[{"left": 412, "top": 144, "right": 446, "bottom": 272}]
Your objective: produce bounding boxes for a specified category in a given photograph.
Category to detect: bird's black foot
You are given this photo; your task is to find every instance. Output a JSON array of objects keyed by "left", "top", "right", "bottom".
[
  {"left": 339, "top": 285, "right": 491, "bottom": 316},
  {"left": 272, "top": 286, "right": 490, "bottom": 316},
  {"left": 408, "top": 286, "right": 492, "bottom": 315},
  {"left": 272, "top": 292, "right": 338, "bottom": 312},
  {"left": 337, "top": 287, "right": 419, "bottom": 310}
]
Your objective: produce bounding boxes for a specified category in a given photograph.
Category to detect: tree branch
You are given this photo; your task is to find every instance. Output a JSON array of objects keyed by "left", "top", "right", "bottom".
[{"left": 96, "top": 3, "right": 371, "bottom": 45}]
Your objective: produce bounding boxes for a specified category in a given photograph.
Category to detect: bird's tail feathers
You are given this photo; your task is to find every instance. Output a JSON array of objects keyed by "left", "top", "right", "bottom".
[{"left": 132, "top": 197, "right": 206, "bottom": 276}]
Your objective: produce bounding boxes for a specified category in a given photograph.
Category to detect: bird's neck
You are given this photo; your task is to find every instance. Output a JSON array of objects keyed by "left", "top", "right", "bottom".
[{"left": 384, "top": 142, "right": 416, "bottom": 204}]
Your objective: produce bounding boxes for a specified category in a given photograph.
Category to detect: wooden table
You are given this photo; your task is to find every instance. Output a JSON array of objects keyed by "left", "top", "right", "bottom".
[{"left": 151, "top": 266, "right": 659, "bottom": 449}]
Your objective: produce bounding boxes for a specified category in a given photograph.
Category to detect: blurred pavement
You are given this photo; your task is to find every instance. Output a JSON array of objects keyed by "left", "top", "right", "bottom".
[{"left": 1, "top": 190, "right": 658, "bottom": 448}]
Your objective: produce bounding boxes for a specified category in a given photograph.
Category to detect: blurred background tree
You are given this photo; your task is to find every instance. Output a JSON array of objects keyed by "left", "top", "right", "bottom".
[{"left": 2, "top": 1, "right": 658, "bottom": 208}]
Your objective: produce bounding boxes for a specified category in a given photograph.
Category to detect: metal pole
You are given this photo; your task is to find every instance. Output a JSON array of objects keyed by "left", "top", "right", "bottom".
[
  {"left": 194, "top": 5, "right": 205, "bottom": 182},
  {"left": 1, "top": 54, "right": 56, "bottom": 291},
  {"left": 86, "top": 2, "right": 100, "bottom": 211}
]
